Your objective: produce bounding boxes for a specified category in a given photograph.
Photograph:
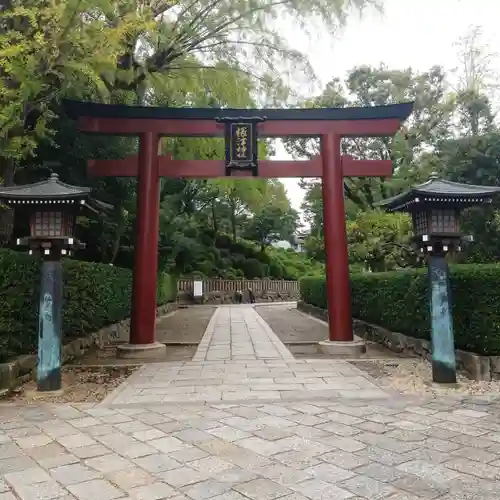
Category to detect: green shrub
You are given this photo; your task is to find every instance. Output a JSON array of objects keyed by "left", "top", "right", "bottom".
[
  {"left": 300, "top": 276, "right": 327, "bottom": 309},
  {"left": 0, "top": 249, "right": 175, "bottom": 363},
  {"left": 157, "top": 272, "right": 177, "bottom": 305},
  {"left": 240, "top": 258, "right": 265, "bottom": 278},
  {"left": 0, "top": 250, "right": 40, "bottom": 362},
  {"left": 300, "top": 264, "right": 500, "bottom": 356},
  {"left": 269, "top": 260, "right": 285, "bottom": 279}
]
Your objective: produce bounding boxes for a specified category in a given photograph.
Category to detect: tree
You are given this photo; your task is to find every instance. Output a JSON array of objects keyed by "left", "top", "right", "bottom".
[
  {"left": 1, "top": 0, "right": 375, "bottom": 161},
  {"left": 286, "top": 63, "right": 456, "bottom": 247},
  {"left": 103, "top": 0, "right": 375, "bottom": 105},
  {"left": 0, "top": 0, "right": 141, "bottom": 241},
  {"left": 245, "top": 205, "right": 298, "bottom": 251},
  {"left": 346, "top": 210, "right": 414, "bottom": 271},
  {"left": 0, "top": 0, "right": 136, "bottom": 165},
  {"left": 452, "top": 25, "right": 497, "bottom": 136},
  {"left": 209, "top": 178, "right": 268, "bottom": 241},
  {"left": 1, "top": 0, "right": 372, "bottom": 273},
  {"left": 435, "top": 132, "right": 500, "bottom": 263},
  {"left": 284, "top": 64, "right": 456, "bottom": 215},
  {"left": 301, "top": 209, "right": 414, "bottom": 271}
]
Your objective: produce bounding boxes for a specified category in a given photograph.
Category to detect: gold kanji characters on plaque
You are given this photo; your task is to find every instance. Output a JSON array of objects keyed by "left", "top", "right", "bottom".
[{"left": 234, "top": 125, "right": 249, "bottom": 159}]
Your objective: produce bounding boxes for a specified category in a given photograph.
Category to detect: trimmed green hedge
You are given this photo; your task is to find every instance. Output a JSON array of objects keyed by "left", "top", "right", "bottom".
[
  {"left": 0, "top": 249, "right": 176, "bottom": 363},
  {"left": 300, "top": 264, "right": 500, "bottom": 356}
]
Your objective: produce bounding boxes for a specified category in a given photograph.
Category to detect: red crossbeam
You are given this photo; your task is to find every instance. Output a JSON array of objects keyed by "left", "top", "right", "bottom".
[
  {"left": 88, "top": 155, "right": 392, "bottom": 178},
  {"left": 80, "top": 117, "right": 402, "bottom": 138}
]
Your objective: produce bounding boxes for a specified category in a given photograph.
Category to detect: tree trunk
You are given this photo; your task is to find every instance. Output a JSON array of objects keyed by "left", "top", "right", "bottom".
[
  {"left": 211, "top": 198, "right": 218, "bottom": 235},
  {"left": 230, "top": 199, "right": 237, "bottom": 241},
  {"left": 109, "top": 208, "right": 126, "bottom": 264},
  {"left": 471, "top": 110, "right": 479, "bottom": 136},
  {"left": 0, "top": 156, "right": 15, "bottom": 245}
]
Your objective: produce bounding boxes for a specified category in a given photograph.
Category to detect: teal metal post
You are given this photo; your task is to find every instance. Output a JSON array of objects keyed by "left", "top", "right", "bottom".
[
  {"left": 37, "top": 259, "right": 63, "bottom": 391},
  {"left": 428, "top": 254, "right": 457, "bottom": 384}
]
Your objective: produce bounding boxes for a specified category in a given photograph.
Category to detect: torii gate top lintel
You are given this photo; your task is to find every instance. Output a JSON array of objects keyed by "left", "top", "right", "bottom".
[{"left": 63, "top": 100, "right": 413, "bottom": 138}]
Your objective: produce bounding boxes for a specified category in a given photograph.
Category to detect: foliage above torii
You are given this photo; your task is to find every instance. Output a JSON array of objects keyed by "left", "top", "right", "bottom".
[
  {"left": 284, "top": 63, "right": 456, "bottom": 228},
  {"left": 105, "top": 0, "right": 377, "bottom": 103},
  {"left": 0, "top": 0, "right": 375, "bottom": 163},
  {"left": 0, "top": 0, "right": 140, "bottom": 159}
]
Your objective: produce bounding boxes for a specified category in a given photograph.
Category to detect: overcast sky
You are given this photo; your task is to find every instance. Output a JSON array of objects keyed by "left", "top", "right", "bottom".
[{"left": 276, "top": 0, "right": 500, "bottom": 212}]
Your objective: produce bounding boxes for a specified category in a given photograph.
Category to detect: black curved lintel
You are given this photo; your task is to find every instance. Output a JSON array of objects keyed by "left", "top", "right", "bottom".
[{"left": 63, "top": 100, "right": 414, "bottom": 123}]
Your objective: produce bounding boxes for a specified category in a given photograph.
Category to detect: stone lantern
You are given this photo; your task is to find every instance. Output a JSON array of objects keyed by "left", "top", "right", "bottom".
[
  {"left": 0, "top": 173, "right": 91, "bottom": 392},
  {"left": 380, "top": 173, "right": 500, "bottom": 383}
]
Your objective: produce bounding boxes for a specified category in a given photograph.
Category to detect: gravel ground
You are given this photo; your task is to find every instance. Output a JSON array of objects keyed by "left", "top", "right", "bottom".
[
  {"left": 257, "top": 304, "right": 404, "bottom": 359},
  {"left": 0, "top": 365, "right": 137, "bottom": 405},
  {"left": 155, "top": 305, "right": 217, "bottom": 344},
  {"left": 256, "top": 304, "right": 328, "bottom": 343},
  {"left": 353, "top": 358, "right": 500, "bottom": 397}
]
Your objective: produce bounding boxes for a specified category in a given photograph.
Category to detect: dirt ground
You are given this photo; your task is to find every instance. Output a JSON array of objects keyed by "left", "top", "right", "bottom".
[
  {"left": 75, "top": 344, "right": 197, "bottom": 365},
  {"left": 0, "top": 365, "right": 137, "bottom": 405},
  {"left": 256, "top": 304, "right": 405, "bottom": 359},
  {"left": 1, "top": 307, "right": 218, "bottom": 405}
]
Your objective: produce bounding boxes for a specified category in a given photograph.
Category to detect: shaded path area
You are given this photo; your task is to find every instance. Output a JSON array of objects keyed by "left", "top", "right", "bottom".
[{"left": 76, "top": 306, "right": 217, "bottom": 366}]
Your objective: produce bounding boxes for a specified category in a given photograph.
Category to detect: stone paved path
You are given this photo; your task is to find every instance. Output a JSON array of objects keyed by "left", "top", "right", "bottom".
[
  {"left": 193, "top": 306, "right": 294, "bottom": 362},
  {"left": 1, "top": 305, "right": 500, "bottom": 499},
  {"left": 102, "top": 306, "right": 388, "bottom": 406}
]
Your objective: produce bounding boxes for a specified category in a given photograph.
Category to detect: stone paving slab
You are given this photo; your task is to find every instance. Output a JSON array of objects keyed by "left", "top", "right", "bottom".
[
  {"left": 101, "top": 359, "right": 390, "bottom": 405},
  {"left": 1, "top": 396, "right": 500, "bottom": 499},
  {"left": 194, "top": 306, "right": 294, "bottom": 362}
]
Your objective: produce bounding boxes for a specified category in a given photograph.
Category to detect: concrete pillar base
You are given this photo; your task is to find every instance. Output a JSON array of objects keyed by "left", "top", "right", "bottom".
[
  {"left": 319, "top": 338, "right": 366, "bottom": 357},
  {"left": 116, "top": 342, "right": 167, "bottom": 359}
]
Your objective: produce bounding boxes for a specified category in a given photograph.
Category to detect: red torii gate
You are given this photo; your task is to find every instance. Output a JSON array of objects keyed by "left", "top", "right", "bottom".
[{"left": 64, "top": 100, "right": 413, "bottom": 357}]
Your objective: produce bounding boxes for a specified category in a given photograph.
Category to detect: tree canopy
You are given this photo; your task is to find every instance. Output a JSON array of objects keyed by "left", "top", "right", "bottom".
[{"left": 286, "top": 27, "right": 500, "bottom": 271}]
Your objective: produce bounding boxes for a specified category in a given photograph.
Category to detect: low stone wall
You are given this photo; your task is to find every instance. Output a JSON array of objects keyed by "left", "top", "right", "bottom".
[
  {"left": 297, "top": 301, "right": 500, "bottom": 381},
  {"left": 0, "top": 302, "right": 177, "bottom": 392},
  {"left": 177, "top": 279, "right": 300, "bottom": 305},
  {"left": 177, "top": 290, "right": 299, "bottom": 304}
]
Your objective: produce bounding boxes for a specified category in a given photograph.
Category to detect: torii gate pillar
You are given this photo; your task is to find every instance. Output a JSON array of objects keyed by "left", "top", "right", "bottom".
[{"left": 321, "top": 133, "right": 355, "bottom": 346}]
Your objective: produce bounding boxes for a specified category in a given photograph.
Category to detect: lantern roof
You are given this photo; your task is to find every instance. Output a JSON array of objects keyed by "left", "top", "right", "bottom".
[
  {"left": 0, "top": 173, "right": 91, "bottom": 202},
  {"left": 379, "top": 173, "right": 500, "bottom": 212}
]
